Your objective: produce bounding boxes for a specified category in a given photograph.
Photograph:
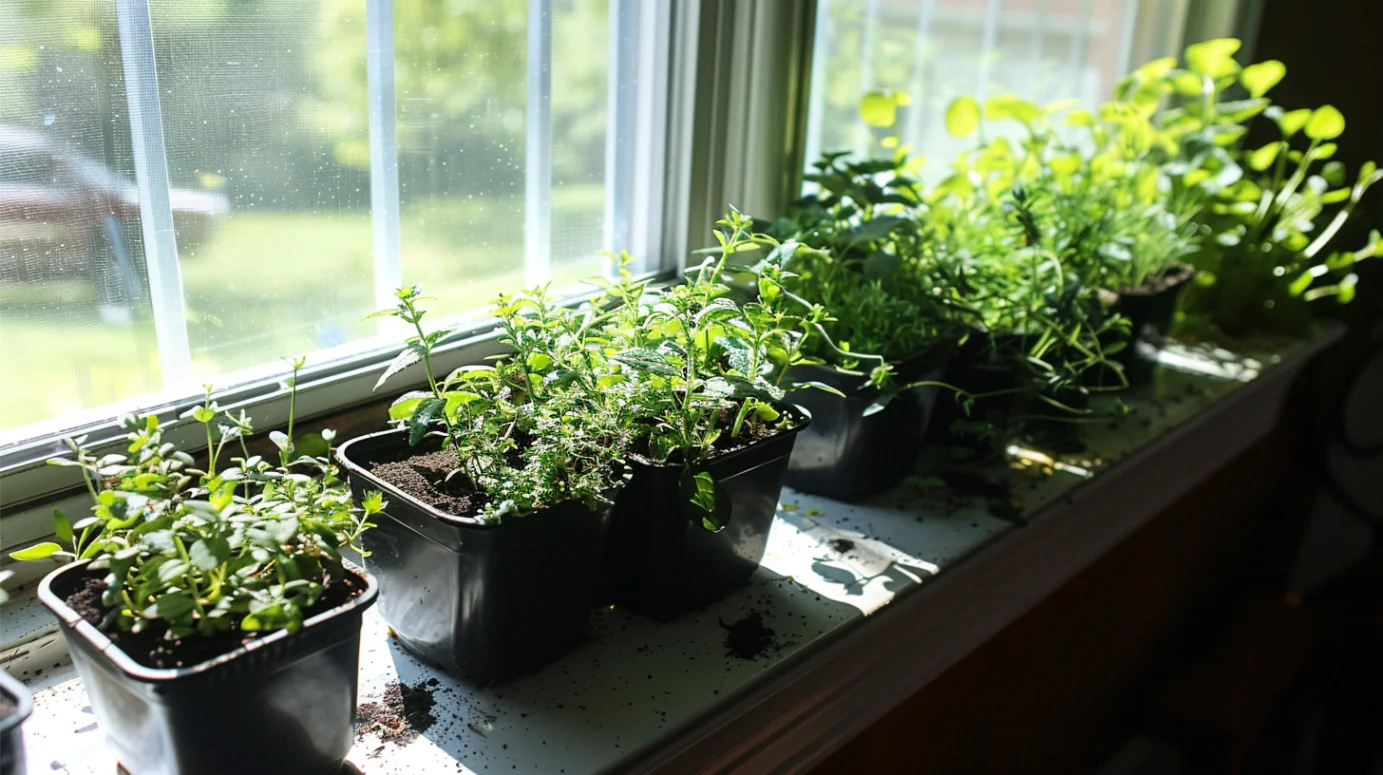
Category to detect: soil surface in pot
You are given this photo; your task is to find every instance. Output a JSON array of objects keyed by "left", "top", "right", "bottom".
[
  {"left": 64, "top": 570, "right": 367, "bottom": 670},
  {"left": 355, "top": 679, "right": 438, "bottom": 746},
  {"left": 1118, "top": 263, "right": 1195, "bottom": 296},
  {"left": 0, "top": 694, "right": 13, "bottom": 718},
  {"left": 368, "top": 448, "right": 482, "bottom": 515}
]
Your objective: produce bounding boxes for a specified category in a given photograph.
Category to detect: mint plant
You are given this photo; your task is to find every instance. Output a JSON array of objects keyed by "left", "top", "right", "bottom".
[
  {"left": 596, "top": 210, "right": 854, "bottom": 529},
  {"left": 11, "top": 362, "right": 380, "bottom": 640},
  {"left": 372, "top": 285, "right": 630, "bottom": 523}
]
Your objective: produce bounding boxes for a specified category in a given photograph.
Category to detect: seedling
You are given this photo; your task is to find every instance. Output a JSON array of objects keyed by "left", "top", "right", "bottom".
[{"left": 11, "top": 361, "right": 380, "bottom": 639}]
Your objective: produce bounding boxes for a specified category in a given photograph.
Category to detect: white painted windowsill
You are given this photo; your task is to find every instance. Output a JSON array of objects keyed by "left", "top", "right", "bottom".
[{"left": 8, "top": 329, "right": 1339, "bottom": 775}]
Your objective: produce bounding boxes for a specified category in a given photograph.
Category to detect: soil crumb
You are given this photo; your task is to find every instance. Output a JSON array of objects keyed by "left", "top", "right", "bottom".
[
  {"left": 828, "top": 538, "right": 855, "bottom": 554},
  {"left": 356, "top": 681, "right": 438, "bottom": 746},
  {"left": 721, "top": 611, "right": 779, "bottom": 660}
]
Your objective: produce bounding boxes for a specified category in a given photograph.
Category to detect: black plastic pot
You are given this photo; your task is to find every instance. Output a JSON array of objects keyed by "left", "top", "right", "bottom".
[
  {"left": 38, "top": 561, "right": 377, "bottom": 775},
  {"left": 606, "top": 408, "right": 808, "bottom": 621},
  {"left": 1110, "top": 264, "right": 1196, "bottom": 382},
  {"left": 783, "top": 351, "right": 947, "bottom": 501},
  {"left": 0, "top": 668, "right": 32, "bottom": 775},
  {"left": 336, "top": 430, "right": 613, "bottom": 685}
]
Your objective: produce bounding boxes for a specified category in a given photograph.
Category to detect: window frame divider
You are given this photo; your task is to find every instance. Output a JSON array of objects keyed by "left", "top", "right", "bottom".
[
  {"left": 115, "top": 0, "right": 194, "bottom": 389},
  {"left": 366, "top": 0, "right": 404, "bottom": 316}
]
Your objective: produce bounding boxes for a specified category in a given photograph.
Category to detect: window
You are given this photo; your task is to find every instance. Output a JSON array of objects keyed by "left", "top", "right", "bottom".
[
  {"left": 0, "top": 0, "right": 669, "bottom": 441},
  {"left": 804, "top": 0, "right": 1186, "bottom": 180}
]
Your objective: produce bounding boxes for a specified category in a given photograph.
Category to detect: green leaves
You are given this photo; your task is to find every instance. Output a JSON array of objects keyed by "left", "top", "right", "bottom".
[
  {"left": 679, "top": 468, "right": 731, "bottom": 533},
  {"left": 189, "top": 538, "right": 229, "bottom": 571},
  {"left": 1305, "top": 105, "right": 1346, "bottom": 141},
  {"left": 945, "top": 96, "right": 981, "bottom": 138},
  {"left": 1185, "top": 37, "right": 1242, "bottom": 78},
  {"left": 408, "top": 397, "right": 446, "bottom": 446},
  {"left": 1240, "top": 59, "right": 1286, "bottom": 98},
  {"left": 984, "top": 94, "right": 1041, "bottom": 125},
  {"left": 1248, "top": 142, "right": 1282, "bottom": 172},
  {"left": 9, "top": 542, "right": 63, "bottom": 561},
  {"left": 859, "top": 89, "right": 910, "bottom": 128}
]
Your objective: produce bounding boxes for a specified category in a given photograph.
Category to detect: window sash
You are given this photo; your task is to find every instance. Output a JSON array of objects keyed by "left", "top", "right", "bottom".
[{"left": 0, "top": 0, "right": 687, "bottom": 521}]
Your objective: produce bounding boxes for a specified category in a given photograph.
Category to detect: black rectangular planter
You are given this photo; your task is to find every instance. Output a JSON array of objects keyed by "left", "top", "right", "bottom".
[
  {"left": 0, "top": 668, "right": 31, "bottom": 775},
  {"left": 38, "top": 561, "right": 377, "bottom": 775},
  {"left": 336, "top": 430, "right": 613, "bottom": 685},
  {"left": 783, "top": 351, "right": 947, "bottom": 502},
  {"left": 606, "top": 409, "right": 807, "bottom": 621}
]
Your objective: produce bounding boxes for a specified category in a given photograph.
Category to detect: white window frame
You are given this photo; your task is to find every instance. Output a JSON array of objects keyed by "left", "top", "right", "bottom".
[
  {"left": 0, "top": 0, "right": 724, "bottom": 546},
  {"left": 0, "top": 0, "right": 1249, "bottom": 550}
]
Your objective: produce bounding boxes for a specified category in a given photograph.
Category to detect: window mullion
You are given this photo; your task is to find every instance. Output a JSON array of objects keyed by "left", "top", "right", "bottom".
[
  {"left": 605, "top": 0, "right": 672, "bottom": 276},
  {"left": 525, "top": 0, "right": 553, "bottom": 287},
  {"left": 902, "top": 0, "right": 939, "bottom": 151},
  {"left": 1067, "top": 0, "right": 1095, "bottom": 89},
  {"left": 366, "top": 0, "right": 402, "bottom": 315},
  {"left": 1116, "top": 0, "right": 1141, "bottom": 79},
  {"left": 115, "top": 0, "right": 192, "bottom": 390},
  {"left": 854, "top": 0, "right": 880, "bottom": 158},
  {"left": 976, "top": 0, "right": 1003, "bottom": 99}
]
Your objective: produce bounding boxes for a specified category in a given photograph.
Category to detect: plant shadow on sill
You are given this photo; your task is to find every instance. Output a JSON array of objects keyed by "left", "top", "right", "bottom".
[
  {"left": 773, "top": 508, "right": 940, "bottom": 602},
  {"left": 354, "top": 562, "right": 861, "bottom": 772}
]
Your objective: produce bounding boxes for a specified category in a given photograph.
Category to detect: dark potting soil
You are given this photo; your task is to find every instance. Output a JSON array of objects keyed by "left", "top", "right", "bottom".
[
  {"left": 63, "top": 570, "right": 367, "bottom": 670},
  {"left": 368, "top": 448, "right": 486, "bottom": 515},
  {"left": 828, "top": 538, "right": 855, "bottom": 554},
  {"left": 355, "top": 680, "right": 437, "bottom": 746},
  {"left": 721, "top": 611, "right": 779, "bottom": 660}
]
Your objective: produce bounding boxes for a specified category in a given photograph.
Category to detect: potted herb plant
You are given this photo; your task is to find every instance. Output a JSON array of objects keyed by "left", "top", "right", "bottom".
[
  {"left": 939, "top": 89, "right": 1201, "bottom": 385},
  {"left": 595, "top": 211, "right": 818, "bottom": 619},
  {"left": 751, "top": 146, "right": 968, "bottom": 501},
  {"left": 1120, "top": 38, "right": 1383, "bottom": 338},
  {"left": 15, "top": 362, "right": 381, "bottom": 775},
  {"left": 336, "top": 285, "right": 631, "bottom": 684},
  {"left": 0, "top": 668, "right": 31, "bottom": 775}
]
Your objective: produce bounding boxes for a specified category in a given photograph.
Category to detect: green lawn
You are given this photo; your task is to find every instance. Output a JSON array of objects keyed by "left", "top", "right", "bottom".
[{"left": 1, "top": 187, "right": 606, "bottom": 431}]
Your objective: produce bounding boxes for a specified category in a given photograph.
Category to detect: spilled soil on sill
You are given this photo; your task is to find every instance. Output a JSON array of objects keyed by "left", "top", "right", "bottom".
[
  {"left": 355, "top": 680, "right": 438, "bottom": 746},
  {"left": 721, "top": 611, "right": 780, "bottom": 660}
]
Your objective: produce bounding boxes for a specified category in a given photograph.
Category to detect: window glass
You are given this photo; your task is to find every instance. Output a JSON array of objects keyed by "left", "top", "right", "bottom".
[
  {"left": 0, "top": 0, "right": 633, "bottom": 439},
  {"left": 806, "top": 0, "right": 1139, "bottom": 180},
  {"left": 394, "top": 0, "right": 610, "bottom": 321},
  {"left": 149, "top": 0, "right": 375, "bottom": 381},
  {"left": 0, "top": 1, "right": 161, "bottom": 432}
]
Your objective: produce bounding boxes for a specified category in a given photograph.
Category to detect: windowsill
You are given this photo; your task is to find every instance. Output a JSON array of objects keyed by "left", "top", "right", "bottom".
[{"left": 10, "top": 327, "right": 1341, "bottom": 775}]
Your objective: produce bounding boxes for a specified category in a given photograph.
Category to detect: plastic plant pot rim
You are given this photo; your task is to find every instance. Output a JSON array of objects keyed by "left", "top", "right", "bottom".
[
  {"left": 623, "top": 402, "right": 812, "bottom": 472},
  {"left": 37, "top": 560, "right": 378, "bottom": 685},
  {"left": 0, "top": 668, "right": 32, "bottom": 735},
  {"left": 336, "top": 429, "right": 628, "bottom": 530}
]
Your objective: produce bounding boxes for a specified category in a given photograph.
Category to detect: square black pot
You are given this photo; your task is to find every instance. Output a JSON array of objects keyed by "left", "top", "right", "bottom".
[
  {"left": 784, "top": 350, "right": 947, "bottom": 502},
  {"left": 605, "top": 407, "right": 807, "bottom": 621},
  {"left": 336, "top": 430, "right": 614, "bottom": 685},
  {"left": 38, "top": 561, "right": 377, "bottom": 775}
]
